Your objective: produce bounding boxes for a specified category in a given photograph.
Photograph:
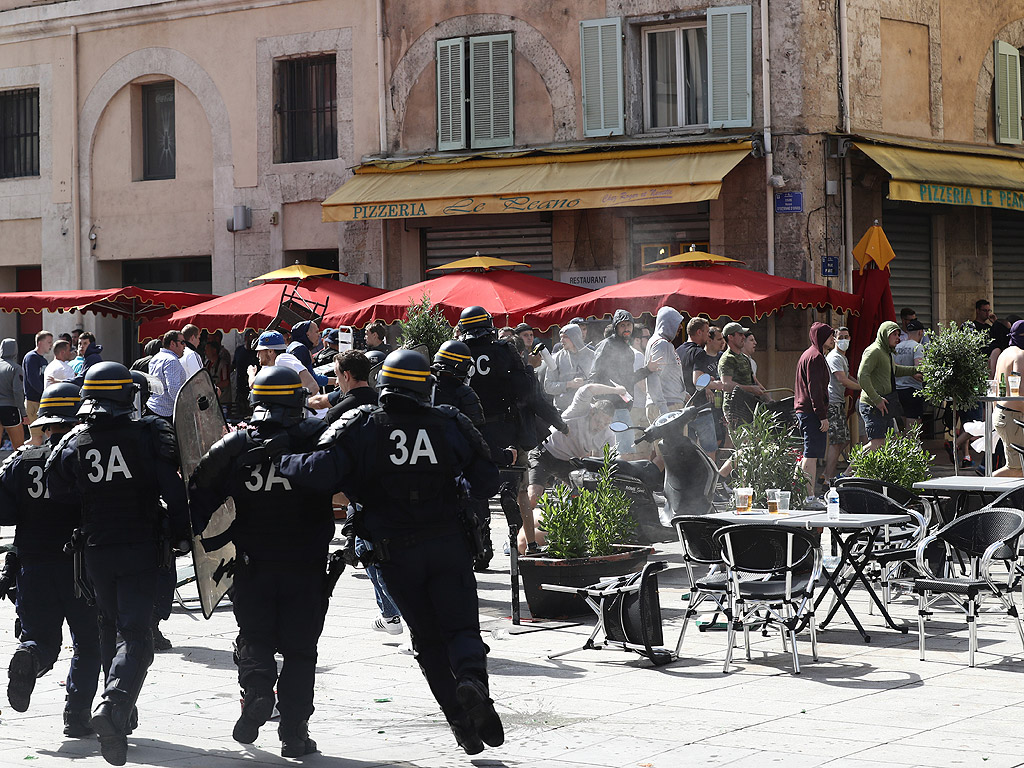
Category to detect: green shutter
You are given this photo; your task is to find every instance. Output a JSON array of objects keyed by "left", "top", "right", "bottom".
[
  {"left": 580, "top": 18, "right": 624, "bottom": 137},
  {"left": 437, "top": 38, "right": 466, "bottom": 151},
  {"left": 707, "top": 5, "right": 752, "bottom": 128},
  {"left": 994, "top": 40, "right": 1022, "bottom": 145},
  {"left": 469, "top": 33, "right": 514, "bottom": 148}
]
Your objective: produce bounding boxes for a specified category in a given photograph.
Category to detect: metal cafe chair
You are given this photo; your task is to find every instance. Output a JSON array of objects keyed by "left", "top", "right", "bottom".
[
  {"left": 544, "top": 560, "right": 674, "bottom": 666},
  {"left": 714, "top": 524, "right": 821, "bottom": 675},
  {"left": 914, "top": 507, "right": 1024, "bottom": 667},
  {"left": 671, "top": 515, "right": 731, "bottom": 656}
]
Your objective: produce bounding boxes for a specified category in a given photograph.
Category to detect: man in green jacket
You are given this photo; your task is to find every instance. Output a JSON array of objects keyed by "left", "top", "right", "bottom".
[{"left": 858, "top": 320, "right": 922, "bottom": 450}]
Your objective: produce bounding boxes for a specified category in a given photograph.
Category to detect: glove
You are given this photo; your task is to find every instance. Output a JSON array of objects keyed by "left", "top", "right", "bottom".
[
  {"left": 0, "top": 551, "right": 19, "bottom": 601},
  {"left": 530, "top": 341, "right": 547, "bottom": 356}
]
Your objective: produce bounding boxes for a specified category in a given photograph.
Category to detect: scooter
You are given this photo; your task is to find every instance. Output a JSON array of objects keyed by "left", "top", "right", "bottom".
[{"left": 568, "top": 375, "right": 719, "bottom": 544}]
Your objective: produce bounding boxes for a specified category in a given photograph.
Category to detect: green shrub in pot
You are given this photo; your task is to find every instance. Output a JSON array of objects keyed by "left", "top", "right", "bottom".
[
  {"left": 731, "top": 405, "right": 809, "bottom": 508},
  {"left": 846, "top": 423, "right": 933, "bottom": 490}
]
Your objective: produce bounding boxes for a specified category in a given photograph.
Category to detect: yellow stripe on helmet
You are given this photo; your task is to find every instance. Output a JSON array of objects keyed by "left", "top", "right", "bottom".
[
  {"left": 382, "top": 365, "right": 430, "bottom": 382},
  {"left": 438, "top": 350, "right": 471, "bottom": 362},
  {"left": 459, "top": 313, "right": 490, "bottom": 325},
  {"left": 40, "top": 397, "right": 80, "bottom": 406}
]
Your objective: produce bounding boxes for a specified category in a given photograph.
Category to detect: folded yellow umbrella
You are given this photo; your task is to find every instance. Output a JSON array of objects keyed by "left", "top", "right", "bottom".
[{"left": 852, "top": 222, "right": 896, "bottom": 273}]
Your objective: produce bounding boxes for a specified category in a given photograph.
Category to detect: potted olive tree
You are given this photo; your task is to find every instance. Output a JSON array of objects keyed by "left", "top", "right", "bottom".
[
  {"left": 520, "top": 445, "right": 651, "bottom": 619},
  {"left": 730, "top": 406, "right": 808, "bottom": 508},
  {"left": 397, "top": 294, "right": 453, "bottom": 358}
]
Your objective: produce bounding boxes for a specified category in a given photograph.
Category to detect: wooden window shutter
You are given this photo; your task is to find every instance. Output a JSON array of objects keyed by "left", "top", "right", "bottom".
[
  {"left": 580, "top": 18, "right": 624, "bottom": 137},
  {"left": 707, "top": 5, "right": 752, "bottom": 128},
  {"left": 994, "top": 40, "right": 1022, "bottom": 145},
  {"left": 469, "top": 33, "right": 514, "bottom": 148},
  {"left": 437, "top": 38, "right": 466, "bottom": 151}
]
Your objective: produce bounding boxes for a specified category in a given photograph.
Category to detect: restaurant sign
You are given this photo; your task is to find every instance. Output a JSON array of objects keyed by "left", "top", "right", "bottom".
[
  {"left": 342, "top": 185, "right": 721, "bottom": 222},
  {"left": 890, "top": 181, "right": 1024, "bottom": 212},
  {"left": 560, "top": 270, "right": 618, "bottom": 289}
]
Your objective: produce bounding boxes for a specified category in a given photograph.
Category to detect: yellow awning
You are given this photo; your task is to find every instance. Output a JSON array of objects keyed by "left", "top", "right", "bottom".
[
  {"left": 855, "top": 141, "right": 1024, "bottom": 212},
  {"left": 321, "top": 143, "right": 751, "bottom": 222}
]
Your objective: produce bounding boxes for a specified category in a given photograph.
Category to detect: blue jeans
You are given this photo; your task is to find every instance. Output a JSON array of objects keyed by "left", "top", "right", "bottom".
[{"left": 355, "top": 537, "right": 400, "bottom": 619}]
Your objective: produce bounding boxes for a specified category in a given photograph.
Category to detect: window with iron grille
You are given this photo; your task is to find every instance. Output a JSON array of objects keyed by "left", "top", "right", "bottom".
[
  {"left": 142, "top": 81, "right": 176, "bottom": 180},
  {"left": 0, "top": 88, "right": 40, "bottom": 179},
  {"left": 276, "top": 55, "right": 338, "bottom": 163}
]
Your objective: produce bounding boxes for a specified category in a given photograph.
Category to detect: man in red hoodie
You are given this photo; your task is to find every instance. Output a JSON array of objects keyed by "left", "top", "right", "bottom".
[{"left": 794, "top": 322, "right": 835, "bottom": 494}]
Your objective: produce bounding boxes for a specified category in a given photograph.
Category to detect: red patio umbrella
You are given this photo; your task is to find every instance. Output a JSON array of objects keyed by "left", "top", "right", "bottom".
[
  {"left": 526, "top": 263, "right": 862, "bottom": 330},
  {"left": 0, "top": 285, "right": 216, "bottom": 322},
  {"left": 322, "top": 269, "right": 590, "bottom": 329},
  {"left": 847, "top": 265, "right": 897, "bottom": 378},
  {"left": 138, "top": 278, "right": 384, "bottom": 340}
]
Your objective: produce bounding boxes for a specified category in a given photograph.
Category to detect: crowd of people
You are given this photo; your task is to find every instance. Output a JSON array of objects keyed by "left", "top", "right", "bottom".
[{"left": 1, "top": 295, "right": 1018, "bottom": 764}]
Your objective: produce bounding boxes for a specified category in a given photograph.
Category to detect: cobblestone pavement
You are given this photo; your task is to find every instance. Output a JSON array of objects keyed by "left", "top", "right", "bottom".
[{"left": 1, "top": 511, "right": 1023, "bottom": 768}]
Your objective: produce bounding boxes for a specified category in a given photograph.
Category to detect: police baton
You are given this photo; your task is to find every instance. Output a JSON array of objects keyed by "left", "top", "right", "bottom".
[{"left": 498, "top": 476, "right": 524, "bottom": 625}]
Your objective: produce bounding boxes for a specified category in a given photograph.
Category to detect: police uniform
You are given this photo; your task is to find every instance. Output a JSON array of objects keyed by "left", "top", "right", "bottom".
[
  {"left": 432, "top": 340, "right": 484, "bottom": 427},
  {"left": 276, "top": 350, "right": 503, "bottom": 756},
  {"left": 0, "top": 383, "right": 100, "bottom": 738},
  {"left": 188, "top": 366, "right": 333, "bottom": 758},
  {"left": 45, "top": 363, "right": 189, "bottom": 767}
]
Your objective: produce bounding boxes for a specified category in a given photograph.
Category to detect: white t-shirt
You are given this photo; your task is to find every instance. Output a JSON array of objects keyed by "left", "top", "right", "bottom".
[
  {"left": 181, "top": 346, "right": 204, "bottom": 379},
  {"left": 894, "top": 339, "right": 925, "bottom": 390},
  {"left": 43, "top": 358, "right": 76, "bottom": 387}
]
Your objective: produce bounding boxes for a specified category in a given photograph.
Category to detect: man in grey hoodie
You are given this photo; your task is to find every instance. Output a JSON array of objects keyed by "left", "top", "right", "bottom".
[
  {"left": 543, "top": 324, "right": 595, "bottom": 411},
  {"left": 645, "top": 307, "right": 687, "bottom": 420},
  {"left": 0, "top": 339, "right": 27, "bottom": 449}
]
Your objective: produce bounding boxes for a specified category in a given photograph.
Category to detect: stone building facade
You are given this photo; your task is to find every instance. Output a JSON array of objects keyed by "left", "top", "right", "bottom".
[{"left": 1, "top": 0, "right": 1023, "bottom": 381}]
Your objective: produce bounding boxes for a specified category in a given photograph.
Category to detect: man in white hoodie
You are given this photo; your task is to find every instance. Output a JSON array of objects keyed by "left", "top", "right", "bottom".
[
  {"left": 645, "top": 307, "right": 687, "bottom": 420},
  {"left": 543, "top": 324, "right": 595, "bottom": 411}
]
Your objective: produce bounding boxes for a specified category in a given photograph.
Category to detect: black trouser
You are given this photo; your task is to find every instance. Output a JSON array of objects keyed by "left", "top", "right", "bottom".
[
  {"left": 378, "top": 532, "right": 488, "bottom": 721},
  {"left": 15, "top": 556, "right": 100, "bottom": 712},
  {"left": 232, "top": 557, "right": 326, "bottom": 728},
  {"left": 84, "top": 542, "right": 159, "bottom": 726}
]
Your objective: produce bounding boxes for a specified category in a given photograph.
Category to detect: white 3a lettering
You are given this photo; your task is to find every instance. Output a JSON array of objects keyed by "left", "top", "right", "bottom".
[
  {"left": 26, "top": 465, "right": 48, "bottom": 499},
  {"left": 243, "top": 464, "right": 292, "bottom": 492},
  {"left": 389, "top": 429, "right": 438, "bottom": 465},
  {"left": 84, "top": 447, "right": 133, "bottom": 483}
]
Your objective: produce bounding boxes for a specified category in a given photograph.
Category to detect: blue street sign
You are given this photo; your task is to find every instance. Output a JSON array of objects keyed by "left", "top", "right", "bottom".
[
  {"left": 821, "top": 255, "right": 839, "bottom": 277},
  {"left": 774, "top": 191, "right": 803, "bottom": 213}
]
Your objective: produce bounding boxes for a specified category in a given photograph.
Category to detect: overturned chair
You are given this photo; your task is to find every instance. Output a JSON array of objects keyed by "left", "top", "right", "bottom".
[{"left": 545, "top": 560, "right": 674, "bottom": 666}]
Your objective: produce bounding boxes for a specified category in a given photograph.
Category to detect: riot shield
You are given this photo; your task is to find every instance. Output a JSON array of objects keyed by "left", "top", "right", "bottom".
[{"left": 174, "top": 370, "right": 236, "bottom": 619}]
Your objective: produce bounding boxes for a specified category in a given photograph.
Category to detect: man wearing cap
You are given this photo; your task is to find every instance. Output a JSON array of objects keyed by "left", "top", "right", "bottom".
[
  {"left": 314, "top": 329, "right": 340, "bottom": 368},
  {"left": 247, "top": 331, "right": 319, "bottom": 395},
  {"left": 719, "top": 322, "right": 767, "bottom": 429},
  {"left": 994, "top": 320, "right": 1024, "bottom": 477},
  {"left": 147, "top": 330, "right": 187, "bottom": 420},
  {"left": 0, "top": 382, "right": 100, "bottom": 739},
  {"left": 894, "top": 319, "right": 927, "bottom": 433},
  {"left": 513, "top": 323, "right": 543, "bottom": 369}
]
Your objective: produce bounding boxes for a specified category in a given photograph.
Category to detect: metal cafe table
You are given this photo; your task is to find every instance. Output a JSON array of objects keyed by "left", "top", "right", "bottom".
[
  {"left": 710, "top": 508, "right": 912, "bottom": 642},
  {"left": 977, "top": 395, "right": 1024, "bottom": 476},
  {"left": 912, "top": 476, "right": 1024, "bottom": 520}
]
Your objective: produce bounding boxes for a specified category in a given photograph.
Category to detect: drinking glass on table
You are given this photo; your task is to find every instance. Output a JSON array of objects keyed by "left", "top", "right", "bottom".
[
  {"left": 988, "top": 379, "right": 999, "bottom": 397},
  {"left": 766, "top": 489, "right": 780, "bottom": 514},
  {"left": 735, "top": 487, "right": 753, "bottom": 513},
  {"left": 1010, "top": 374, "right": 1022, "bottom": 397},
  {"left": 777, "top": 491, "right": 791, "bottom": 511}
]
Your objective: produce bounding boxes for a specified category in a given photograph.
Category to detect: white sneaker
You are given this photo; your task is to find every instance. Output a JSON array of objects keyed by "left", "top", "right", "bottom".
[{"left": 372, "top": 615, "right": 404, "bottom": 635}]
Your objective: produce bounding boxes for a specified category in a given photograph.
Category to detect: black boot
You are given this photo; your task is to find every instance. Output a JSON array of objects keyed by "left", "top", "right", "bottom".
[
  {"left": 63, "top": 704, "right": 95, "bottom": 738},
  {"left": 151, "top": 622, "right": 172, "bottom": 652},
  {"left": 279, "top": 721, "right": 318, "bottom": 758},
  {"left": 232, "top": 689, "right": 275, "bottom": 745},
  {"left": 7, "top": 647, "right": 39, "bottom": 713},
  {"left": 91, "top": 700, "right": 129, "bottom": 766},
  {"left": 455, "top": 676, "right": 504, "bottom": 748},
  {"left": 447, "top": 713, "right": 483, "bottom": 755}
]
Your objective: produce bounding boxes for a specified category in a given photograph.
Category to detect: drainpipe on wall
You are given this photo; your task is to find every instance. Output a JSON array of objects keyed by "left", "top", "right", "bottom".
[
  {"left": 376, "top": 0, "right": 387, "bottom": 287},
  {"left": 71, "top": 25, "right": 82, "bottom": 290},
  {"left": 839, "top": 0, "right": 853, "bottom": 293},
  {"left": 761, "top": 0, "right": 774, "bottom": 276}
]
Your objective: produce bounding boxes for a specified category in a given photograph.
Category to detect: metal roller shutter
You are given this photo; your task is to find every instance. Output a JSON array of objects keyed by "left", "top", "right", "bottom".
[
  {"left": 883, "top": 210, "right": 933, "bottom": 326},
  {"left": 993, "top": 212, "right": 1024, "bottom": 320},
  {"left": 424, "top": 221, "right": 553, "bottom": 278}
]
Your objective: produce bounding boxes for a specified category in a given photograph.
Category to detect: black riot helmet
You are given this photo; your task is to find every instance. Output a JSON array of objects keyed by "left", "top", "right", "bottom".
[
  {"left": 378, "top": 349, "right": 435, "bottom": 406},
  {"left": 432, "top": 340, "right": 475, "bottom": 380},
  {"left": 31, "top": 382, "right": 82, "bottom": 429},
  {"left": 249, "top": 366, "right": 307, "bottom": 426},
  {"left": 456, "top": 306, "right": 494, "bottom": 341},
  {"left": 130, "top": 370, "right": 151, "bottom": 403},
  {"left": 79, "top": 362, "right": 137, "bottom": 419}
]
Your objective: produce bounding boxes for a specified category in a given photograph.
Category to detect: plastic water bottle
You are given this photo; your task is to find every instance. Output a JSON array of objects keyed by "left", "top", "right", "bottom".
[{"left": 826, "top": 487, "right": 841, "bottom": 520}]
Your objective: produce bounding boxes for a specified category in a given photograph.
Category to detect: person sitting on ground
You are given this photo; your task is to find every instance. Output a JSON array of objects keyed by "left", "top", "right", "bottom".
[{"left": 522, "top": 383, "right": 625, "bottom": 552}]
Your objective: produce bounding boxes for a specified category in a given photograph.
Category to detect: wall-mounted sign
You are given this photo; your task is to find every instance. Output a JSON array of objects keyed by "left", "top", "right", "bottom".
[
  {"left": 821, "top": 255, "right": 840, "bottom": 278},
  {"left": 774, "top": 191, "right": 803, "bottom": 213},
  {"left": 891, "top": 181, "right": 1024, "bottom": 212},
  {"left": 560, "top": 270, "right": 619, "bottom": 289}
]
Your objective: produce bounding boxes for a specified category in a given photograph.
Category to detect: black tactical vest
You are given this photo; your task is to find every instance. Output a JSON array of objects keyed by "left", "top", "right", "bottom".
[
  {"left": 465, "top": 338, "right": 518, "bottom": 418},
  {"left": 75, "top": 420, "right": 159, "bottom": 538},
  {"left": 8, "top": 444, "right": 79, "bottom": 559}
]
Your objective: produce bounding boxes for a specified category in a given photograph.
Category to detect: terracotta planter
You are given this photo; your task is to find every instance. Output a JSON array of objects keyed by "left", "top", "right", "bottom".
[{"left": 518, "top": 544, "right": 653, "bottom": 619}]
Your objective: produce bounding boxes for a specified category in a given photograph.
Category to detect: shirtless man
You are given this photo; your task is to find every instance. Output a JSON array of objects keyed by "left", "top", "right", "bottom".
[{"left": 993, "top": 319, "right": 1024, "bottom": 477}]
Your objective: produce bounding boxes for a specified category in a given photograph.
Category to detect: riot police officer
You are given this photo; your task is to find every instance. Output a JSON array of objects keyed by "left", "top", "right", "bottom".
[
  {"left": 276, "top": 350, "right": 503, "bottom": 755},
  {"left": 432, "top": 340, "right": 483, "bottom": 426},
  {"left": 188, "top": 366, "right": 333, "bottom": 757},
  {"left": 45, "top": 362, "right": 189, "bottom": 766},
  {"left": 0, "top": 382, "right": 100, "bottom": 738}
]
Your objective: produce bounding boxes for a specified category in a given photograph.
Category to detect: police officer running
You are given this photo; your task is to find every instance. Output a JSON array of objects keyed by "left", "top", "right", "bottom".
[
  {"left": 276, "top": 350, "right": 504, "bottom": 755},
  {"left": 188, "top": 366, "right": 334, "bottom": 757},
  {"left": 0, "top": 382, "right": 100, "bottom": 738},
  {"left": 45, "top": 362, "right": 189, "bottom": 766}
]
